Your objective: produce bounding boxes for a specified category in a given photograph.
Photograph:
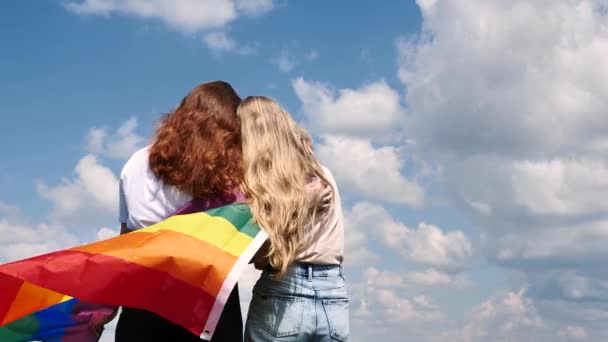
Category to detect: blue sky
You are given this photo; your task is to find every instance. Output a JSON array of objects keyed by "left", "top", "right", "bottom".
[{"left": 2, "top": 1, "right": 608, "bottom": 341}]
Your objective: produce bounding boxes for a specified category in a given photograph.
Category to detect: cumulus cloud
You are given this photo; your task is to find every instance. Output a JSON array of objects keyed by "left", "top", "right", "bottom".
[
  {"left": 457, "top": 289, "right": 545, "bottom": 341},
  {"left": 348, "top": 202, "right": 472, "bottom": 270},
  {"left": 511, "top": 158, "right": 608, "bottom": 217},
  {"left": 558, "top": 325, "right": 589, "bottom": 340},
  {"left": 404, "top": 268, "right": 472, "bottom": 289},
  {"left": 37, "top": 154, "right": 119, "bottom": 228},
  {"left": 316, "top": 135, "right": 424, "bottom": 207},
  {"left": 96, "top": 227, "right": 119, "bottom": 240},
  {"left": 65, "top": 0, "right": 274, "bottom": 33},
  {"left": 86, "top": 117, "right": 145, "bottom": 160},
  {"left": 363, "top": 267, "right": 471, "bottom": 290},
  {"left": 203, "top": 31, "right": 257, "bottom": 55},
  {"left": 293, "top": 77, "right": 406, "bottom": 139},
  {"left": 0, "top": 203, "right": 79, "bottom": 263},
  {"left": 398, "top": 0, "right": 608, "bottom": 329},
  {"left": 347, "top": 266, "right": 448, "bottom": 341},
  {"left": 235, "top": 0, "right": 274, "bottom": 16},
  {"left": 291, "top": 76, "right": 426, "bottom": 210},
  {"left": 343, "top": 205, "right": 381, "bottom": 267},
  {"left": 399, "top": 0, "right": 608, "bottom": 158},
  {"left": 352, "top": 269, "right": 444, "bottom": 324}
]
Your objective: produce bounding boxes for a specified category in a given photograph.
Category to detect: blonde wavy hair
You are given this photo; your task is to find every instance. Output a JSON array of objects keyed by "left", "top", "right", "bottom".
[{"left": 238, "top": 96, "right": 330, "bottom": 276}]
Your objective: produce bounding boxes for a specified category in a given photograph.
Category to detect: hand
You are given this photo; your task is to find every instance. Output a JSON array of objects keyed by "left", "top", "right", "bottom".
[
  {"left": 88, "top": 307, "right": 119, "bottom": 336},
  {"left": 318, "top": 184, "right": 332, "bottom": 210},
  {"left": 305, "top": 179, "right": 333, "bottom": 212}
]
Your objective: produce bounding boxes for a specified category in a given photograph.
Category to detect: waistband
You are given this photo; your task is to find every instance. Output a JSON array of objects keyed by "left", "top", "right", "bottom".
[{"left": 265, "top": 263, "right": 343, "bottom": 279}]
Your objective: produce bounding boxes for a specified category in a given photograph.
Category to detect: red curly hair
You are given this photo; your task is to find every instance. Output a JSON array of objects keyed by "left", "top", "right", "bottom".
[{"left": 149, "top": 81, "right": 243, "bottom": 199}]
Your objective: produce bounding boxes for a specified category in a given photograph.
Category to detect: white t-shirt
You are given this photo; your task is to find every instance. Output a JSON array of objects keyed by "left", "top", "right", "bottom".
[{"left": 119, "top": 147, "right": 192, "bottom": 230}]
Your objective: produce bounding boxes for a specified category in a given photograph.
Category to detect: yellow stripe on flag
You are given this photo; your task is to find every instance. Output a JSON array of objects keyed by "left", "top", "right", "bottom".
[{"left": 138, "top": 212, "right": 253, "bottom": 256}]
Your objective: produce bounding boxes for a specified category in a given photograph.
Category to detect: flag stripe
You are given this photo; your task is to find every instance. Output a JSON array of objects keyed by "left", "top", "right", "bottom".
[
  {"left": 0, "top": 274, "right": 25, "bottom": 325},
  {"left": 72, "top": 230, "right": 238, "bottom": 296},
  {"left": 204, "top": 204, "right": 259, "bottom": 238},
  {"left": 0, "top": 313, "right": 38, "bottom": 342},
  {"left": 137, "top": 212, "right": 255, "bottom": 256},
  {"left": 30, "top": 299, "right": 75, "bottom": 340},
  {"left": 1, "top": 282, "right": 66, "bottom": 326},
  {"left": 0, "top": 250, "right": 214, "bottom": 334}
]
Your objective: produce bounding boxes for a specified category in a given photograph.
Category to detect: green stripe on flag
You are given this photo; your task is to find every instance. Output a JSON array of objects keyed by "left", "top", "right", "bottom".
[
  {"left": 0, "top": 314, "right": 39, "bottom": 342},
  {"left": 206, "top": 204, "right": 260, "bottom": 238}
]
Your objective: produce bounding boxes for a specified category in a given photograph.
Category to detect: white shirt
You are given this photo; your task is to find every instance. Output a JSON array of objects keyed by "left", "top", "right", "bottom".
[{"left": 119, "top": 147, "right": 192, "bottom": 230}]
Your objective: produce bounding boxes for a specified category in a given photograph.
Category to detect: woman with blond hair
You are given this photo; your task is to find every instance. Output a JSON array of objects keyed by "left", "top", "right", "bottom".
[{"left": 238, "top": 96, "right": 349, "bottom": 341}]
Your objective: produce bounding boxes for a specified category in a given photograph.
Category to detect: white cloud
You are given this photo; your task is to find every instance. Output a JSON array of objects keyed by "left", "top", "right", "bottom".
[
  {"left": 235, "top": 0, "right": 274, "bottom": 16},
  {"left": 37, "top": 154, "right": 118, "bottom": 222},
  {"left": 293, "top": 77, "right": 406, "bottom": 139},
  {"left": 343, "top": 205, "right": 381, "bottom": 267},
  {"left": 511, "top": 158, "right": 608, "bottom": 217},
  {"left": 64, "top": 0, "right": 272, "bottom": 33},
  {"left": 317, "top": 136, "right": 424, "bottom": 207},
  {"left": 459, "top": 289, "right": 545, "bottom": 341},
  {"left": 399, "top": 0, "right": 608, "bottom": 330},
  {"left": 203, "top": 31, "right": 257, "bottom": 55},
  {"left": 404, "top": 268, "right": 472, "bottom": 289},
  {"left": 558, "top": 325, "right": 589, "bottom": 340},
  {"left": 352, "top": 269, "right": 444, "bottom": 324},
  {"left": 348, "top": 202, "right": 472, "bottom": 269},
  {"left": 96, "top": 227, "right": 119, "bottom": 240},
  {"left": 86, "top": 117, "right": 144, "bottom": 160},
  {"left": 399, "top": 1, "right": 608, "bottom": 158},
  {"left": 65, "top": 0, "right": 274, "bottom": 55},
  {"left": 362, "top": 267, "right": 471, "bottom": 290},
  {"left": 0, "top": 204, "right": 79, "bottom": 263},
  {"left": 274, "top": 49, "right": 295, "bottom": 73}
]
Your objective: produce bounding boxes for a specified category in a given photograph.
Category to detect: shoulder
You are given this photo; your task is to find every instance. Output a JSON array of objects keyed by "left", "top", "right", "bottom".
[{"left": 120, "top": 146, "right": 150, "bottom": 180}]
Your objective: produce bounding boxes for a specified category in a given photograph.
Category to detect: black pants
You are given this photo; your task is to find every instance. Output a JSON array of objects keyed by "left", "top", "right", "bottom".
[{"left": 115, "top": 286, "right": 243, "bottom": 342}]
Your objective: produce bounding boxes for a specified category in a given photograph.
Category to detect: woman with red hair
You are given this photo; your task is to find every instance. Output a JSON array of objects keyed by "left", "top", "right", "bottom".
[{"left": 115, "top": 81, "right": 244, "bottom": 341}]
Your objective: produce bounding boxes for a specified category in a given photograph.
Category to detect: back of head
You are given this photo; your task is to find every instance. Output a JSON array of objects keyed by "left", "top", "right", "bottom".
[
  {"left": 149, "top": 81, "right": 243, "bottom": 199},
  {"left": 238, "top": 96, "right": 329, "bottom": 276}
]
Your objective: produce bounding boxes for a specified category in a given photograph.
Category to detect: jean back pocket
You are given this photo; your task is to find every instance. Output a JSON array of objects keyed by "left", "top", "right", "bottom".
[
  {"left": 249, "top": 294, "right": 305, "bottom": 338},
  {"left": 322, "top": 298, "right": 350, "bottom": 341}
]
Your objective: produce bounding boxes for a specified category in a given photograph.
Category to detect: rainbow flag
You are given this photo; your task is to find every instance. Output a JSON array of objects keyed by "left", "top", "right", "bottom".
[
  {"left": 0, "top": 287, "right": 116, "bottom": 342},
  {"left": 0, "top": 202, "right": 267, "bottom": 341}
]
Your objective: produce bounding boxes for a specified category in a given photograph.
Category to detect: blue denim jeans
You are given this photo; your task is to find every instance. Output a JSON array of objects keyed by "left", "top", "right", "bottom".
[{"left": 245, "top": 264, "right": 350, "bottom": 341}]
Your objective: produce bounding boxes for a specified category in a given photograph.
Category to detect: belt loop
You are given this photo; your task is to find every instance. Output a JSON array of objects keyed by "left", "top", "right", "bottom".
[{"left": 307, "top": 265, "right": 313, "bottom": 282}]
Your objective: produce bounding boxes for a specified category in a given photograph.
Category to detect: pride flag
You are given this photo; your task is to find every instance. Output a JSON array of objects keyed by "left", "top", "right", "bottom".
[
  {"left": 0, "top": 202, "right": 267, "bottom": 341},
  {"left": 0, "top": 289, "right": 115, "bottom": 342}
]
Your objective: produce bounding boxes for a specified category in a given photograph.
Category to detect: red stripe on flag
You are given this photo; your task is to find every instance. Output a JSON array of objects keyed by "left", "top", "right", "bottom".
[
  {"left": 0, "top": 250, "right": 215, "bottom": 335},
  {"left": 0, "top": 273, "right": 24, "bottom": 325}
]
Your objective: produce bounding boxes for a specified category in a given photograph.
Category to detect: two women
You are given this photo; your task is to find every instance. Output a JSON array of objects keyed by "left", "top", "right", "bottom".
[{"left": 117, "top": 83, "right": 349, "bottom": 341}]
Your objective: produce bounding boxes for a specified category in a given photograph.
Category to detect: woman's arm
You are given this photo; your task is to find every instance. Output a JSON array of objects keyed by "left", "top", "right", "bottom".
[{"left": 118, "top": 179, "right": 130, "bottom": 234}]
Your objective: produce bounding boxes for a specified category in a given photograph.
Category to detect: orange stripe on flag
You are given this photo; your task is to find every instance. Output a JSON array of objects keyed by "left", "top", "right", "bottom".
[
  {"left": 1, "top": 281, "right": 65, "bottom": 325},
  {"left": 73, "top": 230, "right": 238, "bottom": 297}
]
